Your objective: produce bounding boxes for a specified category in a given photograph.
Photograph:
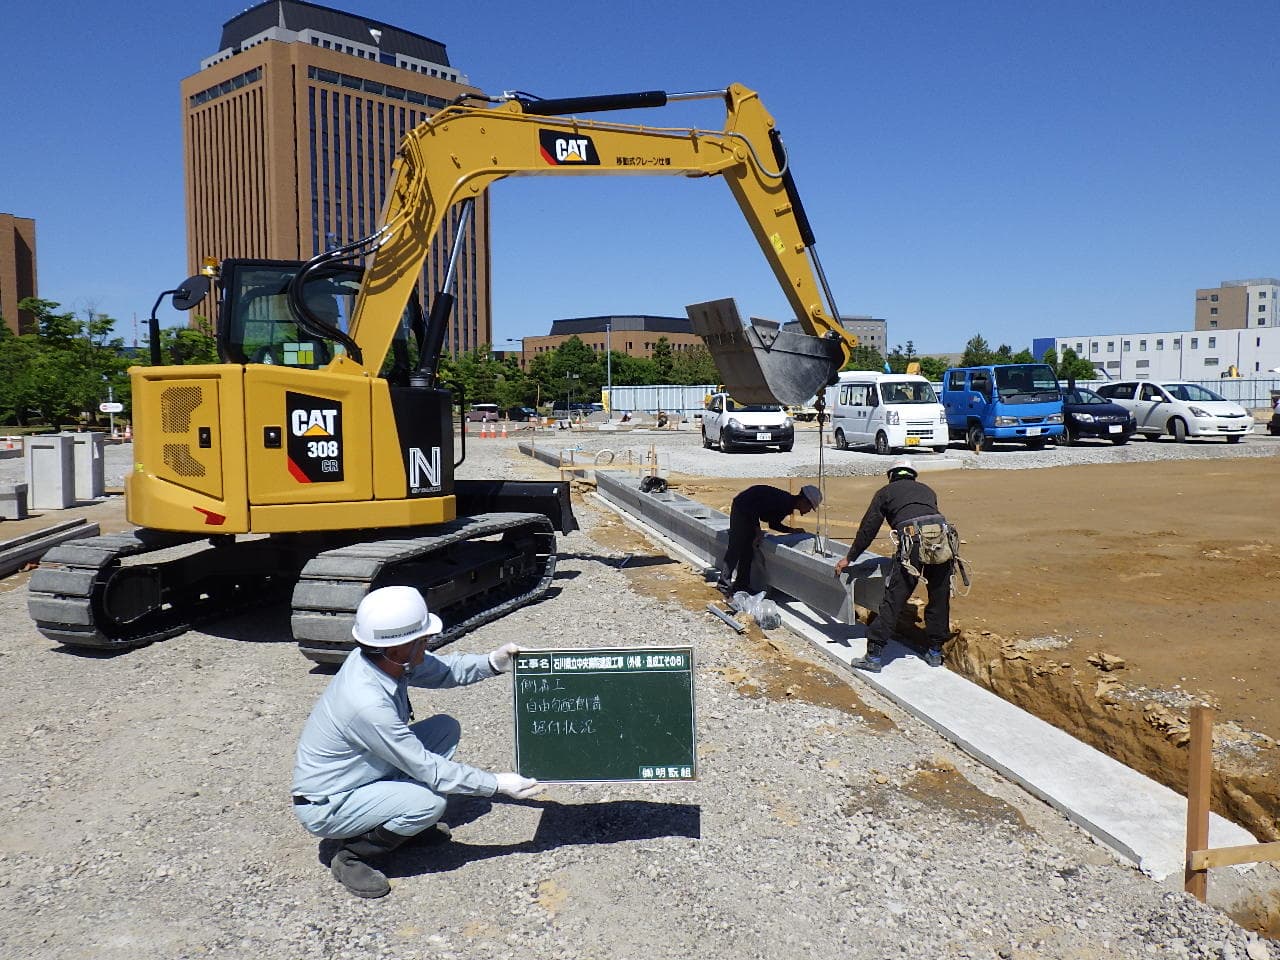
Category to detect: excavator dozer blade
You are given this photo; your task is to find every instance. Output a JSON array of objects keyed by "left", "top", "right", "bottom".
[{"left": 686, "top": 298, "right": 843, "bottom": 406}]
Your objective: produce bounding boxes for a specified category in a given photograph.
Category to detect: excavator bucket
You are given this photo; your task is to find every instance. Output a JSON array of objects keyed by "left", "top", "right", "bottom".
[{"left": 686, "top": 298, "right": 844, "bottom": 406}]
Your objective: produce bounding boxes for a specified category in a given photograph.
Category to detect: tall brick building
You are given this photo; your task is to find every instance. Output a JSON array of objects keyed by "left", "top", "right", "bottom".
[
  {"left": 180, "top": 0, "right": 490, "bottom": 353},
  {"left": 0, "top": 213, "right": 38, "bottom": 335}
]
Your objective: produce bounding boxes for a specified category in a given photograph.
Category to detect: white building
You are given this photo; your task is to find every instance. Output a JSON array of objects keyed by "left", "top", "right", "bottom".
[{"left": 1047, "top": 327, "right": 1280, "bottom": 382}]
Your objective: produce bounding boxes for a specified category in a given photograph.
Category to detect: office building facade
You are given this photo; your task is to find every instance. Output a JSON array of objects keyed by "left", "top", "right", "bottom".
[
  {"left": 1194, "top": 279, "right": 1279, "bottom": 332},
  {"left": 1043, "top": 328, "right": 1280, "bottom": 381},
  {"left": 522, "top": 316, "right": 703, "bottom": 369},
  {"left": 181, "top": 0, "right": 490, "bottom": 353},
  {"left": 839, "top": 316, "right": 888, "bottom": 354},
  {"left": 0, "top": 213, "right": 37, "bottom": 335}
]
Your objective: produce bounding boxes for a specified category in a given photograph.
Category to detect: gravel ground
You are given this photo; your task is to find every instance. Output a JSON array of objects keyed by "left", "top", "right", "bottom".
[
  {"left": 1, "top": 439, "right": 1277, "bottom": 959},
  {"left": 528, "top": 421, "right": 1280, "bottom": 478}
]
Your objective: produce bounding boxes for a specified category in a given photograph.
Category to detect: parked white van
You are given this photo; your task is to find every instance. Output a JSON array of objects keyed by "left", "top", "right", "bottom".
[{"left": 831, "top": 371, "right": 948, "bottom": 455}]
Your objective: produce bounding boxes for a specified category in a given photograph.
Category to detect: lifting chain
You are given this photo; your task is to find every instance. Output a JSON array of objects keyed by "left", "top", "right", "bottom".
[{"left": 812, "top": 388, "right": 829, "bottom": 557}]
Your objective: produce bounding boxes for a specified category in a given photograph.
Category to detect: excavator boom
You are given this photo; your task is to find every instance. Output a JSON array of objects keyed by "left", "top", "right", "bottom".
[{"left": 347, "top": 83, "right": 855, "bottom": 404}]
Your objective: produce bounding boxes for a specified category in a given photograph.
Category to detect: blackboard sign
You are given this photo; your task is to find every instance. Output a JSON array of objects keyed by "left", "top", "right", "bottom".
[{"left": 512, "top": 646, "right": 696, "bottom": 782}]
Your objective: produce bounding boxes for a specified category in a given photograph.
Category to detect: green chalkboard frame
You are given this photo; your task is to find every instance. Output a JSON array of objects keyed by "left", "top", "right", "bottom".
[{"left": 511, "top": 646, "right": 697, "bottom": 783}]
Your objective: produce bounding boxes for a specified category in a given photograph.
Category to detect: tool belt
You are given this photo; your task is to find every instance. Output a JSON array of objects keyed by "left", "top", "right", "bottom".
[{"left": 890, "top": 513, "right": 971, "bottom": 594}]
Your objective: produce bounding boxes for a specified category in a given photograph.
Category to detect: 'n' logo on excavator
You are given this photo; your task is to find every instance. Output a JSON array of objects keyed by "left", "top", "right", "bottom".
[{"left": 538, "top": 130, "right": 600, "bottom": 166}]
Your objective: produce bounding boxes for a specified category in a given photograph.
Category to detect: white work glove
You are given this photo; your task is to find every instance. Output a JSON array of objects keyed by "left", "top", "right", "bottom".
[
  {"left": 494, "top": 772, "right": 544, "bottom": 800},
  {"left": 488, "top": 642, "right": 522, "bottom": 673}
]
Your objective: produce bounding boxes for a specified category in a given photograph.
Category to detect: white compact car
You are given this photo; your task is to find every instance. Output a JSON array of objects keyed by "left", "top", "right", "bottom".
[
  {"left": 1094, "top": 381, "right": 1251, "bottom": 443},
  {"left": 831, "top": 371, "right": 949, "bottom": 454}
]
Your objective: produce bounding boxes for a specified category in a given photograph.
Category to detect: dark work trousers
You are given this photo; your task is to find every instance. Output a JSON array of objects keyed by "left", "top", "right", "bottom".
[
  {"left": 865, "top": 558, "right": 952, "bottom": 654},
  {"left": 722, "top": 505, "right": 759, "bottom": 590}
]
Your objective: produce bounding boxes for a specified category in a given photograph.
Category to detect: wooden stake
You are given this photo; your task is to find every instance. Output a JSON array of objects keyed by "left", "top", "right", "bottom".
[{"left": 1184, "top": 705, "right": 1214, "bottom": 901}]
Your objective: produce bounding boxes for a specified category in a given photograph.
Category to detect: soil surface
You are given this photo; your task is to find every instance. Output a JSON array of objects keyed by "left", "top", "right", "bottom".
[
  {"left": 677, "top": 457, "right": 1280, "bottom": 841},
  {"left": 5, "top": 441, "right": 1280, "bottom": 956}
]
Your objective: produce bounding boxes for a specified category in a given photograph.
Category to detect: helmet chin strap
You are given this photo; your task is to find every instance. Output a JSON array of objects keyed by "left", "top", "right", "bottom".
[{"left": 380, "top": 636, "right": 425, "bottom": 670}]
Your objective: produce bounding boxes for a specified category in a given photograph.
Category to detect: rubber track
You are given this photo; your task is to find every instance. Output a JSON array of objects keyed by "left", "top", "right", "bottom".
[
  {"left": 28, "top": 529, "right": 208, "bottom": 650},
  {"left": 292, "top": 512, "right": 557, "bottom": 664}
]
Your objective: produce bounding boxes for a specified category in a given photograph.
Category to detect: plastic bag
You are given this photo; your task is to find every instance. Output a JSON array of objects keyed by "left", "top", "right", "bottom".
[{"left": 730, "top": 590, "right": 782, "bottom": 630}]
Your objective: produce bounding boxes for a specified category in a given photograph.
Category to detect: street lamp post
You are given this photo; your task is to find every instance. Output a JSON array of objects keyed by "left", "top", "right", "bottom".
[{"left": 605, "top": 320, "right": 612, "bottom": 423}]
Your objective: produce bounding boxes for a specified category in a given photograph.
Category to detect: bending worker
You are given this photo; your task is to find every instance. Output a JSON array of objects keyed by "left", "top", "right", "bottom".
[
  {"left": 834, "top": 460, "right": 955, "bottom": 673},
  {"left": 718, "top": 483, "right": 822, "bottom": 594},
  {"left": 291, "top": 585, "right": 543, "bottom": 899}
]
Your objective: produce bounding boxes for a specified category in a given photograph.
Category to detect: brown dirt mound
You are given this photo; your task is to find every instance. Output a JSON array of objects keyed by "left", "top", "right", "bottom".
[{"left": 678, "top": 457, "right": 1280, "bottom": 841}]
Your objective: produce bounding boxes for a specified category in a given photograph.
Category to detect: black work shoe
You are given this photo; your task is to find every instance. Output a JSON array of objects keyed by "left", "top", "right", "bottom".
[
  {"left": 416, "top": 822, "right": 452, "bottom": 847},
  {"left": 330, "top": 848, "right": 391, "bottom": 899},
  {"left": 923, "top": 647, "right": 944, "bottom": 668},
  {"left": 850, "top": 654, "right": 883, "bottom": 673}
]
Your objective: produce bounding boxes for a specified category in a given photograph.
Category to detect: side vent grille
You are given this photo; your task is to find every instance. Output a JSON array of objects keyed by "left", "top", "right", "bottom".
[
  {"left": 163, "top": 444, "right": 206, "bottom": 478},
  {"left": 161, "top": 386, "right": 204, "bottom": 433}
]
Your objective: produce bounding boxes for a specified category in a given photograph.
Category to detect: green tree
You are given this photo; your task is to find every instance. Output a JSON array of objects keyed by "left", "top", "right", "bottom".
[
  {"left": 669, "top": 344, "right": 718, "bottom": 385},
  {"left": 527, "top": 335, "right": 604, "bottom": 409},
  {"left": 11, "top": 298, "right": 131, "bottom": 427},
  {"left": 1047, "top": 346, "right": 1097, "bottom": 383},
  {"left": 960, "top": 335, "right": 992, "bottom": 367},
  {"left": 993, "top": 343, "right": 1014, "bottom": 364},
  {"left": 842, "top": 344, "right": 886, "bottom": 371},
  {"left": 158, "top": 314, "right": 219, "bottom": 365},
  {"left": 917, "top": 356, "right": 950, "bottom": 381},
  {"left": 608, "top": 351, "right": 658, "bottom": 386},
  {"left": 650, "top": 336, "right": 674, "bottom": 381},
  {"left": 1011, "top": 348, "right": 1035, "bottom": 364}
]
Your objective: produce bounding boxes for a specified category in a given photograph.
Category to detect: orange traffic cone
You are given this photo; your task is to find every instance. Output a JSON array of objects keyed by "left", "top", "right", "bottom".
[{"left": 500, "top": 422, "right": 508, "bottom": 439}]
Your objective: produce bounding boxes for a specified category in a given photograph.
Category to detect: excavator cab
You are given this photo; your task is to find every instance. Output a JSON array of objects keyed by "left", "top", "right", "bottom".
[{"left": 215, "top": 259, "right": 420, "bottom": 380}]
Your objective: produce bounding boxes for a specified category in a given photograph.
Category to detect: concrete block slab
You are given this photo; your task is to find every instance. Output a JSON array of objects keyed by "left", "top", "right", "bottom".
[{"left": 773, "top": 598, "right": 1257, "bottom": 881}]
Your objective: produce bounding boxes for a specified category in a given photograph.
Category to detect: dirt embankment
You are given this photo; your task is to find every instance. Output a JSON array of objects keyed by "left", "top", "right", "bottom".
[{"left": 679, "top": 458, "right": 1280, "bottom": 841}]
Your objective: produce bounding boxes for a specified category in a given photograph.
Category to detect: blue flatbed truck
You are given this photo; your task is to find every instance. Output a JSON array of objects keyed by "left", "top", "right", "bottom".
[{"left": 941, "top": 363, "right": 1065, "bottom": 451}]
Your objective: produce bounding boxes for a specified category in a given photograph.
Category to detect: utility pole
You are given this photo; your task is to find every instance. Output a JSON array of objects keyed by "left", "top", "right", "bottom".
[{"left": 605, "top": 320, "right": 612, "bottom": 423}]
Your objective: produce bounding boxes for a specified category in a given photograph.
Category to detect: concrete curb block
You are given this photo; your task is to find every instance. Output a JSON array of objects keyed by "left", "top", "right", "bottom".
[
  {"left": 593, "top": 470, "right": 885, "bottom": 619},
  {"left": 0, "top": 518, "right": 101, "bottom": 580}
]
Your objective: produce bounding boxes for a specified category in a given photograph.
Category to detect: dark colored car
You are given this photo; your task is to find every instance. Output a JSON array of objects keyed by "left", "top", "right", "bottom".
[
  {"left": 507, "top": 406, "right": 539, "bottom": 422},
  {"left": 1060, "top": 387, "right": 1135, "bottom": 445},
  {"left": 551, "top": 402, "right": 594, "bottom": 417}
]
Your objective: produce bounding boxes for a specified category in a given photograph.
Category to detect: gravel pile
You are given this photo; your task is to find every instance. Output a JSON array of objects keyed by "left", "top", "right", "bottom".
[{"left": 0, "top": 440, "right": 1276, "bottom": 958}]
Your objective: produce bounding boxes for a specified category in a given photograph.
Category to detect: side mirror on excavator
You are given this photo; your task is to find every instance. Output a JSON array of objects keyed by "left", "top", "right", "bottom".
[{"left": 148, "top": 275, "right": 211, "bottom": 365}]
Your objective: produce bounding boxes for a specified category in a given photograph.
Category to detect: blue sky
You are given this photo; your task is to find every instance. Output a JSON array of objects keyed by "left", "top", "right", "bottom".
[{"left": 2, "top": 0, "right": 1277, "bottom": 353}]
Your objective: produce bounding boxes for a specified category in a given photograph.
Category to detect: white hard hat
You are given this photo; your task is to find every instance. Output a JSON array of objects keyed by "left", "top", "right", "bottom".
[
  {"left": 351, "top": 585, "right": 442, "bottom": 646},
  {"left": 800, "top": 484, "right": 822, "bottom": 508},
  {"left": 887, "top": 458, "right": 917, "bottom": 480}
]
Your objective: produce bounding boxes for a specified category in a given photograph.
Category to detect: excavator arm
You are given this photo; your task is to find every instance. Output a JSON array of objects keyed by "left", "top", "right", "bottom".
[{"left": 341, "top": 83, "right": 855, "bottom": 405}]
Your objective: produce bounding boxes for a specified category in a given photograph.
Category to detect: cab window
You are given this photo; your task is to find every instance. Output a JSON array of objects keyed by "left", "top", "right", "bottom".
[{"left": 970, "top": 371, "right": 992, "bottom": 401}]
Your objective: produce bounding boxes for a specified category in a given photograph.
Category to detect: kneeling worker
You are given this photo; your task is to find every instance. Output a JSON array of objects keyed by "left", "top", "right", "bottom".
[
  {"left": 719, "top": 483, "right": 822, "bottom": 594},
  {"left": 292, "top": 586, "right": 543, "bottom": 898},
  {"left": 834, "top": 460, "right": 955, "bottom": 672}
]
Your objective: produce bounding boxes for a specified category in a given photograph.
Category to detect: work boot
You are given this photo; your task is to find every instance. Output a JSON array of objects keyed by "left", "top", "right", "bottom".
[
  {"left": 923, "top": 647, "right": 944, "bottom": 668},
  {"left": 330, "top": 825, "right": 409, "bottom": 899},
  {"left": 849, "top": 653, "right": 883, "bottom": 673},
  {"left": 416, "top": 821, "right": 452, "bottom": 847}
]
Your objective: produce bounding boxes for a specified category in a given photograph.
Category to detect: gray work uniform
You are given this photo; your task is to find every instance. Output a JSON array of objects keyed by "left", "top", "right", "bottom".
[{"left": 291, "top": 647, "right": 500, "bottom": 839}]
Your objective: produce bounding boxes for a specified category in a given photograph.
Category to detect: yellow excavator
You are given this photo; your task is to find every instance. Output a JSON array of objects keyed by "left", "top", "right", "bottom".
[{"left": 29, "top": 83, "right": 857, "bottom": 663}]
